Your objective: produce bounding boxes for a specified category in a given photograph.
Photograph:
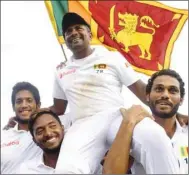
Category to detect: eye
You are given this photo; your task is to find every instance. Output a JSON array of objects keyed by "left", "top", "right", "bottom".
[
  {"left": 65, "top": 28, "right": 72, "bottom": 36},
  {"left": 27, "top": 98, "right": 33, "bottom": 103},
  {"left": 155, "top": 86, "right": 163, "bottom": 92},
  {"left": 169, "top": 87, "right": 179, "bottom": 94},
  {"left": 75, "top": 26, "right": 83, "bottom": 31},
  {"left": 16, "top": 100, "right": 22, "bottom": 104},
  {"left": 49, "top": 124, "right": 56, "bottom": 129},
  {"left": 36, "top": 129, "right": 43, "bottom": 136}
]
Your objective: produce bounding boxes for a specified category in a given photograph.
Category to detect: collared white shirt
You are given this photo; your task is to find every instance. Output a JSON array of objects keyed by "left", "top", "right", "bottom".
[
  {"left": 1, "top": 123, "right": 42, "bottom": 174},
  {"left": 171, "top": 119, "right": 188, "bottom": 174},
  {"left": 53, "top": 47, "right": 139, "bottom": 121},
  {"left": 16, "top": 151, "right": 92, "bottom": 174},
  {"left": 131, "top": 119, "right": 188, "bottom": 174},
  {"left": 16, "top": 152, "right": 55, "bottom": 174}
]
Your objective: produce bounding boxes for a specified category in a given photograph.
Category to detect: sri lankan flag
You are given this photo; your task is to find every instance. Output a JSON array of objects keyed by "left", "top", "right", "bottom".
[
  {"left": 44, "top": 1, "right": 188, "bottom": 75},
  {"left": 180, "top": 146, "right": 188, "bottom": 158}
]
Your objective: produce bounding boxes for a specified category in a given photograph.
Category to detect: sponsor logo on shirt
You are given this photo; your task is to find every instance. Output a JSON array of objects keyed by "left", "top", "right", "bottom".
[
  {"left": 1, "top": 140, "right": 19, "bottom": 148},
  {"left": 59, "top": 68, "right": 76, "bottom": 78}
]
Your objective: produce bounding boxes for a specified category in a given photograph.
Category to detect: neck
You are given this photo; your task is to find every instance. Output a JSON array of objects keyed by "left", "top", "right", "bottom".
[
  {"left": 73, "top": 47, "right": 93, "bottom": 59},
  {"left": 43, "top": 152, "right": 59, "bottom": 169},
  {"left": 154, "top": 115, "right": 177, "bottom": 138},
  {"left": 18, "top": 123, "right": 29, "bottom": 131}
]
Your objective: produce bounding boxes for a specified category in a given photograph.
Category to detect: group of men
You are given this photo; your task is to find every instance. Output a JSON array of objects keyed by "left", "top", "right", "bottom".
[{"left": 1, "top": 12, "right": 188, "bottom": 174}]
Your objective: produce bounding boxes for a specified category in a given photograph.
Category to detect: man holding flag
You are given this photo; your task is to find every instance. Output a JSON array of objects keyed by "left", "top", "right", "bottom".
[{"left": 48, "top": 12, "right": 181, "bottom": 174}]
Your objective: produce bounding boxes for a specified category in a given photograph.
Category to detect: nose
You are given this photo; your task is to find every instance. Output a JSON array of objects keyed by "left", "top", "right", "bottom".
[
  {"left": 44, "top": 128, "right": 52, "bottom": 137},
  {"left": 21, "top": 100, "right": 28, "bottom": 108},
  {"left": 161, "top": 90, "right": 169, "bottom": 99},
  {"left": 70, "top": 28, "right": 79, "bottom": 36}
]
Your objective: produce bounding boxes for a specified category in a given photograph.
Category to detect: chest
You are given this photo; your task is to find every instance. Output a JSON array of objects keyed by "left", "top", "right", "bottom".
[
  {"left": 57, "top": 62, "right": 120, "bottom": 91},
  {"left": 1, "top": 132, "right": 39, "bottom": 163},
  {"left": 172, "top": 134, "right": 188, "bottom": 172}
]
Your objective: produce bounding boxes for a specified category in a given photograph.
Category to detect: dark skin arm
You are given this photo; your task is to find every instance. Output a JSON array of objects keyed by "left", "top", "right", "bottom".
[
  {"left": 103, "top": 105, "right": 152, "bottom": 174},
  {"left": 128, "top": 80, "right": 148, "bottom": 105},
  {"left": 49, "top": 98, "right": 68, "bottom": 115}
]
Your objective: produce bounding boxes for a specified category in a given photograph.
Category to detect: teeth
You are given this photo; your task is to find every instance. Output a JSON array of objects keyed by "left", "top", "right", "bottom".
[
  {"left": 46, "top": 137, "right": 56, "bottom": 143},
  {"left": 20, "top": 111, "right": 30, "bottom": 114},
  {"left": 72, "top": 38, "right": 80, "bottom": 42}
]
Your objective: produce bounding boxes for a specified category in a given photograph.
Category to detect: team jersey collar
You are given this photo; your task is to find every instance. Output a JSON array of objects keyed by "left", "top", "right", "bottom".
[
  {"left": 11, "top": 122, "right": 29, "bottom": 133},
  {"left": 70, "top": 46, "right": 109, "bottom": 64},
  {"left": 175, "top": 118, "right": 187, "bottom": 133},
  {"left": 37, "top": 153, "right": 55, "bottom": 171}
]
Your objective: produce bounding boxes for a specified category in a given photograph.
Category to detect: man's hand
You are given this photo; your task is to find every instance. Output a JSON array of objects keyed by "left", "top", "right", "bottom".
[
  {"left": 176, "top": 113, "right": 188, "bottom": 126},
  {"left": 120, "top": 105, "right": 154, "bottom": 126},
  {"left": 3, "top": 117, "right": 17, "bottom": 130}
]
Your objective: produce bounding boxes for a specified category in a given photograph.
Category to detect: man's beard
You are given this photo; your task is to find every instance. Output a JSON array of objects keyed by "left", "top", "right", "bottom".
[
  {"left": 149, "top": 102, "right": 180, "bottom": 119},
  {"left": 15, "top": 116, "right": 29, "bottom": 124},
  {"left": 43, "top": 140, "right": 63, "bottom": 154}
]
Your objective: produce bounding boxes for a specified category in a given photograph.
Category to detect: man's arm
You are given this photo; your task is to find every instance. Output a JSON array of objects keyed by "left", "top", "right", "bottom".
[
  {"left": 103, "top": 117, "right": 134, "bottom": 174},
  {"left": 103, "top": 105, "right": 152, "bottom": 174},
  {"left": 128, "top": 80, "right": 147, "bottom": 105},
  {"left": 49, "top": 98, "right": 68, "bottom": 116},
  {"left": 176, "top": 113, "right": 188, "bottom": 126}
]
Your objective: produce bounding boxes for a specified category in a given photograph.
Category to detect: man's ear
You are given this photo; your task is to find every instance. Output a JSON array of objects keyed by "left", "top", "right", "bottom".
[
  {"left": 13, "top": 105, "right": 16, "bottom": 112},
  {"left": 32, "top": 137, "right": 39, "bottom": 146},
  {"left": 146, "top": 94, "right": 150, "bottom": 104},
  {"left": 37, "top": 102, "right": 41, "bottom": 109},
  {"left": 90, "top": 31, "right": 92, "bottom": 40},
  {"left": 62, "top": 125, "right": 64, "bottom": 132},
  {"left": 180, "top": 98, "right": 184, "bottom": 106}
]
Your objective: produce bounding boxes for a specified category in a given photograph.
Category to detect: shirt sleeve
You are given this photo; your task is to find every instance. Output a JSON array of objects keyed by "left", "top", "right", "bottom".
[
  {"left": 55, "top": 152, "right": 92, "bottom": 174},
  {"left": 52, "top": 71, "right": 67, "bottom": 100},
  {"left": 113, "top": 51, "right": 140, "bottom": 87},
  {"left": 15, "top": 163, "right": 28, "bottom": 174}
]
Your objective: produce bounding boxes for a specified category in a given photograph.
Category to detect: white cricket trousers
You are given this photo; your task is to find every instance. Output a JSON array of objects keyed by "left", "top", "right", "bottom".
[{"left": 55, "top": 108, "right": 180, "bottom": 174}]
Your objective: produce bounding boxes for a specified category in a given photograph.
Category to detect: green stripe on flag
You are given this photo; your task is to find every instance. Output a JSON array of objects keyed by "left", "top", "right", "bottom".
[
  {"left": 51, "top": 1, "right": 68, "bottom": 36},
  {"left": 181, "top": 147, "right": 185, "bottom": 157}
]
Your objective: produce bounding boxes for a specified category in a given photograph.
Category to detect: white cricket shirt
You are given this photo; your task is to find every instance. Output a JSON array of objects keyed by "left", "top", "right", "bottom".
[
  {"left": 53, "top": 47, "right": 139, "bottom": 121},
  {"left": 16, "top": 151, "right": 92, "bottom": 174},
  {"left": 131, "top": 119, "right": 188, "bottom": 174},
  {"left": 1, "top": 123, "right": 42, "bottom": 174}
]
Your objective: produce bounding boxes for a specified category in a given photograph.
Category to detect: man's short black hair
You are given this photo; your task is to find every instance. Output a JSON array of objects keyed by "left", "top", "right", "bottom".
[
  {"left": 28, "top": 109, "right": 62, "bottom": 137},
  {"left": 11, "top": 82, "right": 40, "bottom": 108},
  {"left": 146, "top": 69, "right": 185, "bottom": 98},
  {"left": 62, "top": 12, "right": 90, "bottom": 37}
]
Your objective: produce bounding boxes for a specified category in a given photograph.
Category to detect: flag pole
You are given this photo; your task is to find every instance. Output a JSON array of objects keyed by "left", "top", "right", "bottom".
[{"left": 60, "top": 44, "right": 68, "bottom": 62}]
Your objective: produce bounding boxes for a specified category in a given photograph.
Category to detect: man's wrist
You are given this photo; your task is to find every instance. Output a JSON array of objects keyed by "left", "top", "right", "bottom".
[{"left": 122, "top": 120, "right": 136, "bottom": 130}]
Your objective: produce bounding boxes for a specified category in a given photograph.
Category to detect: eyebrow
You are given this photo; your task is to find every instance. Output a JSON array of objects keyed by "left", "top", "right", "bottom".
[
  {"left": 16, "top": 97, "right": 33, "bottom": 100},
  {"left": 35, "top": 121, "right": 56, "bottom": 130},
  {"left": 154, "top": 84, "right": 179, "bottom": 89}
]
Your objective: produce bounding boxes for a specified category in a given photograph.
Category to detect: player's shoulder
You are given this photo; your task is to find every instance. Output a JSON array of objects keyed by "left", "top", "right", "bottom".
[
  {"left": 56, "top": 61, "right": 67, "bottom": 71},
  {"left": 1, "top": 128, "right": 16, "bottom": 138},
  {"left": 106, "top": 50, "right": 127, "bottom": 62}
]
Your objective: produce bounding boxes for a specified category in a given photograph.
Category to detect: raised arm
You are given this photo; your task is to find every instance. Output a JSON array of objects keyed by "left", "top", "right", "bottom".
[
  {"left": 103, "top": 105, "right": 152, "bottom": 174},
  {"left": 128, "top": 80, "right": 147, "bottom": 105},
  {"left": 49, "top": 98, "right": 68, "bottom": 116}
]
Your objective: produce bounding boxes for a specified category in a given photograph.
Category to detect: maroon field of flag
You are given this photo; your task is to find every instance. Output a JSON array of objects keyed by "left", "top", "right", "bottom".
[{"left": 89, "top": 1, "right": 188, "bottom": 75}]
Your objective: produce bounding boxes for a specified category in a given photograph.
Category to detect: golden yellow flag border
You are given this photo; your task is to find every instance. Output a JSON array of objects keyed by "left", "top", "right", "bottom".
[{"left": 136, "top": 1, "right": 188, "bottom": 75}]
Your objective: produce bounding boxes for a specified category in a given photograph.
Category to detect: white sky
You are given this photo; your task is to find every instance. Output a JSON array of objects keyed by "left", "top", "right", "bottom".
[{"left": 1, "top": 1, "right": 188, "bottom": 128}]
